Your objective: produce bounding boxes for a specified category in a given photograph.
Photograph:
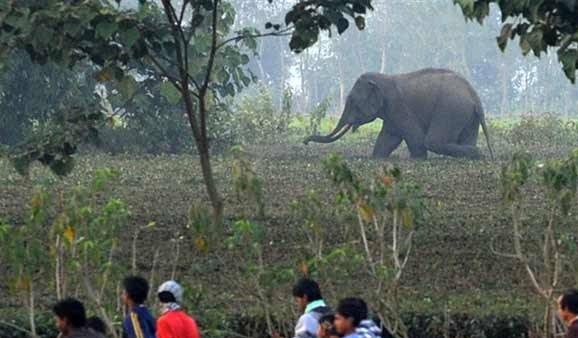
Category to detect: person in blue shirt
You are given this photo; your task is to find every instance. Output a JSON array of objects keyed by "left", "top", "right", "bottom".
[
  {"left": 334, "top": 298, "right": 367, "bottom": 338},
  {"left": 122, "top": 276, "right": 156, "bottom": 338}
]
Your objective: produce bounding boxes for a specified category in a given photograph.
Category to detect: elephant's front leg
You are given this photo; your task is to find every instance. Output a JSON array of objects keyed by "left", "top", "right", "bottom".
[{"left": 372, "top": 125, "right": 402, "bottom": 158}]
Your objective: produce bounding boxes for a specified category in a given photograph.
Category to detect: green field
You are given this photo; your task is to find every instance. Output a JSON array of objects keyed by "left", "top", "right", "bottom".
[{"left": 2, "top": 116, "right": 578, "bottom": 337}]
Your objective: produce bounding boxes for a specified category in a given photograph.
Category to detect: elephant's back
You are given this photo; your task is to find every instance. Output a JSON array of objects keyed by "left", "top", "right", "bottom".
[
  {"left": 398, "top": 68, "right": 480, "bottom": 104},
  {"left": 395, "top": 68, "right": 482, "bottom": 128}
]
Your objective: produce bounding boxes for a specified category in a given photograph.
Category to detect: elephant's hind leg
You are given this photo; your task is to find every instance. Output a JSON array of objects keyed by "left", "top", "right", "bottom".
[
  {"left": 424, "top": 115, "right": 482, "bottom": 159},
  {"left": 372, "top": 125, "right": 402, "bottom": 158}
]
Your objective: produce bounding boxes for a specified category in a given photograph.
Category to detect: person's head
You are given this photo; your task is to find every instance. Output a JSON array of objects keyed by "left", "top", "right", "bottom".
[
  {"left": 52, "top": 298, "right": 87, "bottom": 335},
  {"left": 558, "top": 289, "right": 578, "bottom": 323},
  {"left": 122, "top": 276, "right": 150, "bottom": 307},
  {"left": 292, "top": 278, "right": 322, "bottom": 312},
  {"left": 158, "top": 280, "right": 184, "bottom": 304},
  {"left": 334, "top": 298, "right": 368, "bottom": 335},
  {"left": 318, "top": 313, "right": 339, "bottom": 338},
  {"left": 87, "top": 316, "right": 106, "bottom": 335}
]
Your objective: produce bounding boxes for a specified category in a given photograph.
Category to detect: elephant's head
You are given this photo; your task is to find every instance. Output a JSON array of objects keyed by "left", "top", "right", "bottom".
[{"left": 304, "top": 73, "right": 385, "bottom": 144}]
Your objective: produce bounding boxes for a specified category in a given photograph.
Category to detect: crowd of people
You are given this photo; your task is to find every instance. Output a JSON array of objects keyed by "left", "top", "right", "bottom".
[
  {"left": 54, "top": 277, "right": 199, "bottom": 338},
  {"left": 51, "top": 276, "right": 578, "bottom": 338}
]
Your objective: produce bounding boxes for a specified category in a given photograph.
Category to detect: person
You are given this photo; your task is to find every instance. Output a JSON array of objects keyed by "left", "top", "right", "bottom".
[
  {"left": 558, "top": 289, "right": 578, "bottom": 338},
  {"left": 353, "top": 299, "right": 385, "bottom": 338},
  {"left": 292, "top": 278, "right": 331, "bottom": 338},
  {"left": 317, "top": 314, "right": 339, "bottom": 338},
  {"left": 53, "top": 298, "right": 105, "bottom": 338},
  {"left": 156, "top": 280, "right": 201, "bottom": 338},
  {"left": 334, "top": 298, "right": 367, "bottom": 338},
  {"left": 87, "top": 316, "right": 107, "bottom": 336},
  {"left": 121, "top": 276, "right": 156, "bottom": 338}
]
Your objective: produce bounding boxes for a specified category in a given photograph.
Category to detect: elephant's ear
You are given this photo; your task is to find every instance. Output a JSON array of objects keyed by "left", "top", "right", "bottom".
[{"left": 366, "top": 79, "right": 383, "bottom": 110}]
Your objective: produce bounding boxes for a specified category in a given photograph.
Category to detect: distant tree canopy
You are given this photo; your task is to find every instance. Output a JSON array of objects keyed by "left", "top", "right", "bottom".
[{"left": 455, "top": 0, "right": 578, "bottom": 82}]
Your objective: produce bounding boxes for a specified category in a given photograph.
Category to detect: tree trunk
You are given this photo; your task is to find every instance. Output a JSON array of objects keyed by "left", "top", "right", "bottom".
[{"left": 183, "top": 95, "right": 224, "bottom": 224}]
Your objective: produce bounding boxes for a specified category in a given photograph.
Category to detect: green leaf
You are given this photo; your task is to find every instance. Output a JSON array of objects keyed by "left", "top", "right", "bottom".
[
  {"left": 526, "top": 28, "right": 544, "bottom": 56},
  {"left": 336, "top": 17, "right": 349, "bottom": 34},
  {"left": 95, "top": 21, "right": 118, "bottom": 39},
  {"left": 455, "top": 0, "right": 475, "bottom": 14},
  {"left": 559, "top": 49, "right": 578, "bottom": 83},
  {"left": 119, "top": 27, "right": 140, "bottom": 49},
  {"left": 117, "top": 75, "right": 138, "bottom": 99},
  {"left": 354, "top": 16, "right": 365, "bottom": 30},
  {"left": 497, "top": 23, "right": 513, "bottom": 51},
  {"left": 159, "top": 81, "right": 182, "bottom": 104}
]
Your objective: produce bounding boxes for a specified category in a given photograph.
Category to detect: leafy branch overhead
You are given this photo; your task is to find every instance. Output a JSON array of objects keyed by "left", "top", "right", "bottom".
[{"left": 454, "top": 0, "right": 578, "bottom": 82}]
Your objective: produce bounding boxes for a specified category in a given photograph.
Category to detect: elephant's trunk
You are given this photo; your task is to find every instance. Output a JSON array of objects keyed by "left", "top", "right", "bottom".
[{"left": 304, "top": 123, "right": 352, "bottom": 144}]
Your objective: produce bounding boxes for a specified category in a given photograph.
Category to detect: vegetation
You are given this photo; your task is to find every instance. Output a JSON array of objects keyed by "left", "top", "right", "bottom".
[
  {"left": 455, "top": 0, "right": 578, "bottom": 82},
  {"left": 1, "top": 116, "right": 578, "bottom": 337}
]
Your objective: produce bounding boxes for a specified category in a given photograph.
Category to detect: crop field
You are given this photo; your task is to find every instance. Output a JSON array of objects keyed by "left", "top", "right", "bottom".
[{"left": 2, "top": 116, "right": 578, "bottom": 337}]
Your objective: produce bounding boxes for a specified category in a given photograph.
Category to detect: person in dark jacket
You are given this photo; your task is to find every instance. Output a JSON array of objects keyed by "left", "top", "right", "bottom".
[
  {"left": 122, "top": 276, "right": 156, "bottom": 338},
  {"left": 558, "top": 289, "right": 578, "bottom": 338},
  {"left": 53, "top": 298, "right": 105, "bottom": 338}
]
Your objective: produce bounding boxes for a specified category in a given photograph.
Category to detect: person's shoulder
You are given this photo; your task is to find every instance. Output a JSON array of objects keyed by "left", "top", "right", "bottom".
[{"left": 344, "top": 332, "right": 364, "bottom": 338}]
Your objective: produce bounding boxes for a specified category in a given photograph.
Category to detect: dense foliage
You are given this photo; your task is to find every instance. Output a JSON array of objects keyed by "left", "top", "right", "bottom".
[{"left": 455, "top": 0, "right": 578, "bottom": 82}]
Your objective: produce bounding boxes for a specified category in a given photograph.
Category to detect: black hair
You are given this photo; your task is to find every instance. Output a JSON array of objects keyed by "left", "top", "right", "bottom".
[
  {"left": 87, "top": 316, "right": 107, "bottom": 335},
  {"left": 158, "top": 291, "right": 177, "bottom": 303},
  {"left": 292, "top": 278, "right": 322, "bottom": 302},
  {"left": 123, "top": 276, "right": 149, "bottom": 305},
  {"left": 336, "top": 297, "right": 368, "bottom": 327},
  {"left": 319, "top": 313, "right": 335, "bottom": 325},
  {"left": 561, "top": 289, "right": 578, "bottom": 314},
  {"left": 52, "top": 298, "right": 87, "bottom": 328},
  {"left": 319, "top": 313, "right": 338, "bottom": 337}
]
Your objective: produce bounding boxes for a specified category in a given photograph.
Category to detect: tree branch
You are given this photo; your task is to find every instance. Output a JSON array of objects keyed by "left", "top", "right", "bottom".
[{"left": 216, "top": 28, "right": 293, "bottom": 51}]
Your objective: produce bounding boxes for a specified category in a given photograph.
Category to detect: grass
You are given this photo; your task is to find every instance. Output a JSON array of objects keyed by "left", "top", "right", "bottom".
[{"left": 1, "top": 116, "right": 577, "bottom": 336}]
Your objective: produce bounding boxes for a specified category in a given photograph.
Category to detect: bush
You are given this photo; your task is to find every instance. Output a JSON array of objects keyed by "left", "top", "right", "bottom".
[{"left": 491, "top": 114, "right": 578, "bottom": 149}]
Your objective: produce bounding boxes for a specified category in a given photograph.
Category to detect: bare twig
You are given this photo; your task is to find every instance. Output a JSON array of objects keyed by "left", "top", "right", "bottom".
[{"left": 216, "top": 28, "right": 293, "bottom": 51}]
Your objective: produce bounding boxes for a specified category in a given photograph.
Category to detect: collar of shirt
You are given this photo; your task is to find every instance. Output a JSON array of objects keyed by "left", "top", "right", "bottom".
[
  {"left": 305, "top": 299, "right": 327, "bottom": 313},
  {"left": 570, "top": 316, "right": 578, "bottom": 325}
]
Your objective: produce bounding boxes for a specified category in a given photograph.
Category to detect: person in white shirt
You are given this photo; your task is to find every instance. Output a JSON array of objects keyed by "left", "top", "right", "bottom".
[{"left": 292, "top": 278, "right": 331, "bottom": 338}]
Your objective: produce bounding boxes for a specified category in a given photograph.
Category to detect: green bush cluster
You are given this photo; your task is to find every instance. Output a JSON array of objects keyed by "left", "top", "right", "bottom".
[
  {"left": 97, "top": 86, "right": 296, "bottom": 155},
  {"left": 491, "top": 114, "right": 578, "bottom": 150}
]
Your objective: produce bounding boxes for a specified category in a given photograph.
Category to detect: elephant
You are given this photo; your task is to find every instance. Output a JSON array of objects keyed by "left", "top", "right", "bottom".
[{"left": 304, "top": 68, "right": 494, "bottom": 160}]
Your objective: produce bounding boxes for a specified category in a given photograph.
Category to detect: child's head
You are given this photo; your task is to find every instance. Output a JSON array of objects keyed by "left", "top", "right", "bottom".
[
  {"left": 122, "top": 276, "right": 150, "bottom": 306},
  {"left": 318, "top": 313, "right": 339, "bottom": 338},
  {"left": 157, "top": 280, "right": 184, "bottom": 304},
  {"left": 558, "top": 289, "right": 578, "bottom": 323},
  {"left": 52, "top": 298, "right": 87, "bottom": 335},
  {"left": 292, "top": 278, "right": 322, "bottom": 312},
  {"left": 87, "top": 316, "right": 107, "bottom": 335},
  {"left": 334, "top": 298, "right": 368, "bottom": 336}
]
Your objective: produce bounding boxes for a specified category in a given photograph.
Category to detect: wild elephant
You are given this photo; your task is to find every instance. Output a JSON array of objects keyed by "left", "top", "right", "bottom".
[{"left": 304, "top": 68, "right": 494, "bottom": 159}]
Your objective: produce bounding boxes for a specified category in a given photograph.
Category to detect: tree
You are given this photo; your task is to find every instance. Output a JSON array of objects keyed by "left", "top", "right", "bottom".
[
  {"left": 455, "top": 0, "right": 578, "bottom": 83},
  {"left": 0, "top": 0, "right": 373, "bottom": 222}
]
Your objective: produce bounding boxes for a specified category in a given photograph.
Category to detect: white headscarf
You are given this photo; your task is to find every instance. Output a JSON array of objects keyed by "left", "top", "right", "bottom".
[{"left": 158, "top": 280, "right": 183, "bottom": 314}]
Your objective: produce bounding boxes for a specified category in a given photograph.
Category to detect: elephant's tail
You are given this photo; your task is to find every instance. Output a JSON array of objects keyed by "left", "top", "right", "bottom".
[{"left": 476, "top": 105, "right": 494, "bottom": 160}]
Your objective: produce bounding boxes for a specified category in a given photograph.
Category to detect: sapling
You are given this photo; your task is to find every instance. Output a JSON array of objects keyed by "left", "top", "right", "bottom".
[
  {"left": 498, "top": 151, "right": 578, "bottom": 338},
  {"left": 322, "top": 154, "right": 426, "bottom": 338}
]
